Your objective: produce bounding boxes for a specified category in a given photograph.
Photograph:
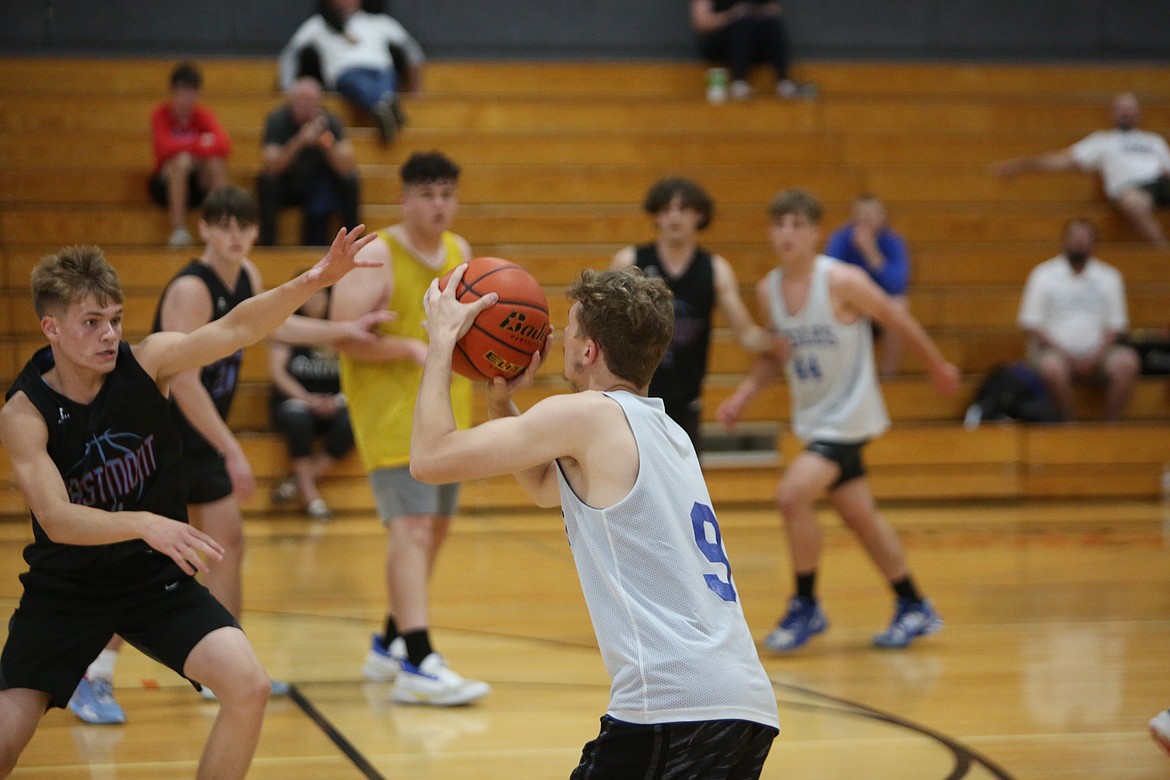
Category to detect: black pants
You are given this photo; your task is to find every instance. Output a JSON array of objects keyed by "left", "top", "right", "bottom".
[
  {"left": 699, "top": 15, "right": 790, "bottom": 83},
  {"left": 271, "top": 401, "right": 354, "bottom": 461},
  {"left": 257, "top": 168, "right": 360, "bottom": 246}
]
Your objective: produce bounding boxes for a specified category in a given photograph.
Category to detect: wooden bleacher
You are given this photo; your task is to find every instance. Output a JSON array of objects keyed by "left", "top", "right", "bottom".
[{"left": 1, "top": 57, "right": 1169, "bottom": 516}]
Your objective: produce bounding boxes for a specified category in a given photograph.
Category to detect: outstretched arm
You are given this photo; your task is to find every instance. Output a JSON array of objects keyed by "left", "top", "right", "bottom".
[
  {"left": 713, "top": 254, "right": 790, "bottom": 359},
  {"left": 832, "top": 265, "right": 960, "bottom": 395},
  {"left": 0, "top": 395, "right": 224, "bottom": 575},
  {"left": 995, "top": 148, "right": 1077, "bottom": 178},
  {"left": 139, "top": 225, "right": 378, "bottom": 384}
]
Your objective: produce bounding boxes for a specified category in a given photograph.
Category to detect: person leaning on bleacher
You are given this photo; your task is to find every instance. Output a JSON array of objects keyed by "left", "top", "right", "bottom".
[{"left": 996, "top": 92, "right": 1170, "bottom": 251}]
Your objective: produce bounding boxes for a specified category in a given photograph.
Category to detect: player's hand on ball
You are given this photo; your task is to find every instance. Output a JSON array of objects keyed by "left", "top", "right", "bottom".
[{"left": 423, "top": 264, "right": 498, "bottom": 347}]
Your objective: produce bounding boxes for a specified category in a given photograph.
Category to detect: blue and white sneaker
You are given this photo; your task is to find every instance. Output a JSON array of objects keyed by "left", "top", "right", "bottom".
[
  {"left": 872, "top": 598, "right": 943, "bottom": 648},
  {"left": 69, "top": 676, "right": 126, "bottom": 725},
  {"left": 393, "top": 653, "right": 490, "bottom": 706},
  {"left": 362, "top": 634, "right": 406, "bottom": 682},
  {"left": 764, "top": 596, "right": 829, "bottom": 651}
]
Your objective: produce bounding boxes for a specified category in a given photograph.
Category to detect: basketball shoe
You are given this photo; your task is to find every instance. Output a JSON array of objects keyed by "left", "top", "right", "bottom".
[
  {"left": 872, "top": 598, "right": 943, "bottom": 648},
  {"left": 1150, "top": 709, "right": 1170, "bottom": 756},
  {"left": 362, "top": 634, "right": 406, "bottom": 681},
  {"left": 393, "top": 653, "right": 491, "bottom": 706},
  {"left": 764, "top": 596, "right": 829, "bottom": 651},
  {"left": 69, "top": 676, "right": 126, "bottom": 725}
]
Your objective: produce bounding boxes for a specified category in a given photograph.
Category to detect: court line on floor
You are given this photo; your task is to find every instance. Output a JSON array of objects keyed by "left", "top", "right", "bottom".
[
  {"left": 287, "top": 684, "right": 386, "bottom": 780},
  {"left": 775, "top": 680, "right": 1015, "bottom": 780}
]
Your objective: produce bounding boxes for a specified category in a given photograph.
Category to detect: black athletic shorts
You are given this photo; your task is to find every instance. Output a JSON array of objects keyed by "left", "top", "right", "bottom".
[
  {"left": 0, "top": 576, "right": 238, "bottom": 709},
  {"left": 183, "top": 449, "right": 234, "bottom": 505},
  {"left": 571, "top": 715, "right": 777, "bottom": 780},
  {"left": 1139, "top": 175, "right": 1170, "bottom": 208},
  {"left": 806, "top": 439, "right": 868, "bottom": 489}
]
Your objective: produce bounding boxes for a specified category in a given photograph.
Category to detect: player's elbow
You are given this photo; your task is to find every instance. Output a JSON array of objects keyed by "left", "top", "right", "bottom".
[{"left": 409, "top": 452, "right": 446, "bottom": 484}]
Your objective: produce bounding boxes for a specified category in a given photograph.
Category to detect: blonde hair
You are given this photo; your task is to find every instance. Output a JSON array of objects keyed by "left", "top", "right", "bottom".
[{"left": 31, "top": 245, "right": 123, "bottom": 317}]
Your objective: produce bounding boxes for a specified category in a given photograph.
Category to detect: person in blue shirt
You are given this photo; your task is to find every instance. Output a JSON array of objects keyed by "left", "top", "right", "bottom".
[{"left": 824, "top": 194, "right": 910, "bottom": 376}]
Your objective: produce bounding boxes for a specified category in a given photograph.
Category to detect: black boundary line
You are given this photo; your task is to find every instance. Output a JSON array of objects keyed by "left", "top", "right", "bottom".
[
  {"left": 287, "top": 683, "right": 386, "bottom": 780},
  {"left": 774, "top": 680, "right": 1016, "bottom": 780}
]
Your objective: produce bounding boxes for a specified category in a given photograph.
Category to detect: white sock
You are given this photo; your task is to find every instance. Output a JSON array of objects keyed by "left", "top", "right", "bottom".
[{"left": 87, "top": 649, "right": 118, "bottom": 682}]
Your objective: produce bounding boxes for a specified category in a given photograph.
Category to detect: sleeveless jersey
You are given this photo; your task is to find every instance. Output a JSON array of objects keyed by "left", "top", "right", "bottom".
[
  {"left": 556, "top": 391, "right": 779, "bottom": 728},
  {"left": 765, "top": 255, "right": 889, "bottom": 443},
  {"left": 340, "top": 229, "right": 472, "bottom": 471},
  {"left": 152, "top": 261, "right": 254, "bottom": 457},
  {"left": 634, "top": 244, "right": 715, "bottom": 404},
  {"left": 6, "top": 343, "right": 189, "bottom": 590}
]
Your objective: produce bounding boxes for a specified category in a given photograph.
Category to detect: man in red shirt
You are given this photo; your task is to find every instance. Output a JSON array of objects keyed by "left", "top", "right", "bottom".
[{"left": 150, "top": 62, "right": 231, "bottom": 249}]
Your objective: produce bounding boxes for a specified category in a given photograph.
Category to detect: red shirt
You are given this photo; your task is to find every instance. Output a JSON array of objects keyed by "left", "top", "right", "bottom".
[{"left": 150, "top": 102, "right": 231, "bottom": 173}]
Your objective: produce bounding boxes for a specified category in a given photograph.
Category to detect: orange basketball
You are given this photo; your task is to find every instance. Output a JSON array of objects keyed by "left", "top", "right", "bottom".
[{"left": 437, "top": 257, "right": 550, "bottom": 381}]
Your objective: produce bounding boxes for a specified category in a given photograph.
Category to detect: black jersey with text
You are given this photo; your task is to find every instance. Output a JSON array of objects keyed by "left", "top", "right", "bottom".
[
  {"left": 152, "top": 261, "right": 254, "bottom": 457},
  {"left": 6, "top": 343, "right": 188, "bottom": 588},
  {"left": 634, "top": 244, "right": 716, "bottom": 404}
]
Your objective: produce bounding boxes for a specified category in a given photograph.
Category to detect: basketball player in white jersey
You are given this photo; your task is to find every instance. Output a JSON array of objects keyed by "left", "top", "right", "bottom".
[
  {"left": 718, "top": 188, "right": 960, "bottom": 652},
  {"left": 412, "top": 267, "right": 780, "bottom": 778}
]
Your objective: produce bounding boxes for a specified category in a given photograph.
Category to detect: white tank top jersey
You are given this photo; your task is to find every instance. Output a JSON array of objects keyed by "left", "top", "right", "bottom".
[
  {"left": 766, "top": 255, "right": 890, "bottom": 444},
  {"left": 555, "top": 391, "right": 779, "bottom": 729}
]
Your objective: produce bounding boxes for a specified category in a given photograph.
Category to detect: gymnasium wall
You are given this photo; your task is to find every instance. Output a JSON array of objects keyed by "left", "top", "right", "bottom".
[{"left": 1, "top": 0, "right": 1168, "bottom": 61}]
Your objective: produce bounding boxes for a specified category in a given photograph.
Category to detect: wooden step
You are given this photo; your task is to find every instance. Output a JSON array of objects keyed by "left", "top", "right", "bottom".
[
  {"left": 1, "top": 200, "right": 1155, "bottom": 248},
  {"left": 9, "top": 91, "right": 1170, "bottom": 137},
  {"left": 4, "top": 58, "right": 1170, "bottom": 99}
]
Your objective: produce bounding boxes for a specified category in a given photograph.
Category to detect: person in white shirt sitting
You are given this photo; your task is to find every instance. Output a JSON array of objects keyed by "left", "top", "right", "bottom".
[
  {"left": 996, "top": 92, "right": 1170, "bottom": 250},
  {"left": 1017, "top": 218, "right": 1141, "bottom": 421}
]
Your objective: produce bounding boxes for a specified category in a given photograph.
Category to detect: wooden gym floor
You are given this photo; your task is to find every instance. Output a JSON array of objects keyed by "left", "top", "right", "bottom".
[{"left": 2, "top": 499, "right": 1169, "bottom": 779}]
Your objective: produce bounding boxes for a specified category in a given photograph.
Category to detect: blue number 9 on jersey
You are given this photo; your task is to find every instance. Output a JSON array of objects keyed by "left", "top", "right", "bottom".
[{"left": 690, "top": 502, "right": 738, "bottom": 602}]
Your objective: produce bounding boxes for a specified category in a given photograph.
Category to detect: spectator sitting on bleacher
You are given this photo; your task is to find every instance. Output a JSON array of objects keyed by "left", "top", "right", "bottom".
[
  {"left": 278, "top": 0, "right": 425, "bottom": 144},
  {"left": 149, "top": 62, "right": 231, "bottom": 249},
  {"left": 690, "top": 0, "right": 815, "bottom": 101},
  {"left": 258, "top": 77, "right": 361, "bottom": 247},
  {"left": 268, "top": 282, "right": 355, "bottom": 521},
  {"left": 824, "top": 193, "right": 910, "bottom": 376},
  {"left": 1017, "top": 217, "right": 1141, "bottom": 422},
  {"left": 996, "top": 92, "right": 1170, "bottom": 251}
]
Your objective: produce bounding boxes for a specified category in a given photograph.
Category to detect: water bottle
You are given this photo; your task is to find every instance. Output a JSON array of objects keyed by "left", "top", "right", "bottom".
[{"left": 706, "top": 67, "right": 728, "bottom": 104}]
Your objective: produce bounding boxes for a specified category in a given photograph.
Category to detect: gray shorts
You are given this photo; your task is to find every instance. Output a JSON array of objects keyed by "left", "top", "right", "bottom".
[{"left": 370, "top": 466, "right": 460, "bottom": 522}]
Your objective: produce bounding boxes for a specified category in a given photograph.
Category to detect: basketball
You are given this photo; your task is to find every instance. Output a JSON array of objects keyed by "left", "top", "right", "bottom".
[{"left": 437, "top": 257, "right": 550, "bottom": 381}]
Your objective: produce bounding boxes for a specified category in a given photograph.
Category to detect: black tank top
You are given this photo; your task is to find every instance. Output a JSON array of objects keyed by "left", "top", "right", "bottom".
[
  {"left": 6, "top": 343, "right": 188, "bottom": 589},
  {"left": 634, "top": 244, "right": 716, "bottom": 403},
  {"left": 152, "top": 261, "right": 254, "bottom": 457}
]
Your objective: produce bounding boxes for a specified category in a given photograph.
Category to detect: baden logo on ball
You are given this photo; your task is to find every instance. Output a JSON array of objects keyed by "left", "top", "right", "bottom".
[{"left": 438, "top": 257, "right": 550, "bottom": 381}]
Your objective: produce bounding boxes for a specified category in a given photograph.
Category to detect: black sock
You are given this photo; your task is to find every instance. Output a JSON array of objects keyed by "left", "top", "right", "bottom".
[
  {"left": 892, "top": 575, "right": 923, "bottom": 604},
  {"left": 402, "top": 629, "right": 434, "bottom": 667},
  {"left": 378, "top": 615, "right": 399, "bottom": 650},
  {"left": 795, "top": 571, "right": 817, "bottom": 602}
]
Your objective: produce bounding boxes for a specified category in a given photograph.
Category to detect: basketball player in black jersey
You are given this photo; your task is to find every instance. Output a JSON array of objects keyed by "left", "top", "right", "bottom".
[
  {"left": 67, "top": 186, "right": 388, "bottom": 721},
  {"left": 611, "top": 177, "right": 786, "bottom": 456},
  {"left": 0, "top": 227, "right": 377, "bottom": 778}
]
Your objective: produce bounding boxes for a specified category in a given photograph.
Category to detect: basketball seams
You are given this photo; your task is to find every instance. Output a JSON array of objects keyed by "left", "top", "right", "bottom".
[{"left": 439, "top": 256, "right": 549, "bottom": 381}]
